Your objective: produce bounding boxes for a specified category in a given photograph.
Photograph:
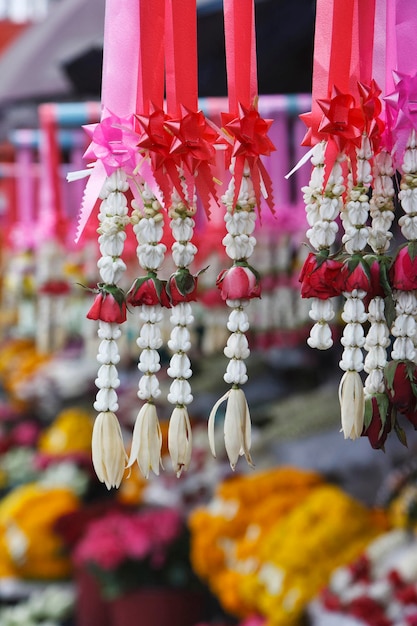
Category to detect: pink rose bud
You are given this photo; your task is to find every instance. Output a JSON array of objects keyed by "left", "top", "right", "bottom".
[
  {"left": 216, "top": 263, "right": 261, "bottom": 301},
  {"left": 167, "top": 269, "right": 199, "bottom": 306},
  {"left": 390, "top": 244, "right": 417, "bottom": 291},
  {"left": 127, "top": 274, "right": 169, "bottom": 307},
  {"left": 299, "top": 252, "right": 343, "bottom": 299},
  {"left": 86, "top": 285, "right": 127, "bottom": 324}
]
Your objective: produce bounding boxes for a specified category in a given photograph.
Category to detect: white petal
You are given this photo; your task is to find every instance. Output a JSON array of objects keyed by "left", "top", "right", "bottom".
[
  {"left": 207, "top": 391, "right": 230, "bottom": 458},
  {"left": 168, "top": 407, "right": 192, "bottom": 477}
]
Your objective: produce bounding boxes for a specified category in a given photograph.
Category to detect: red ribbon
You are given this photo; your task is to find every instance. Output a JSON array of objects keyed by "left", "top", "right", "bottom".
[
  {"left": 137, "top": 0, "right": 165, "bottom": 116},
  {"left": 222, "top": 0, "right": 275, "bottom": 213}
]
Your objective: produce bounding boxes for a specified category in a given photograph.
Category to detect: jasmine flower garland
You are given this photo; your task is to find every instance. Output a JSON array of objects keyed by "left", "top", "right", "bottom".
[
  {"left": 126, "top": 184, "right": 167, "bottom": 478},
  {"left": 361, "top": 150, "right": 395, "bottom": 442},
  {"left": 384, "top": 130, "right": 417, "bottom": 431},
  {"left": 166, "top": 183, "right": 199, "bottom": 477},
  {"left": 208, "top": 161, "right": 259, "bottom": 470},
  {"left": 301, "top": 141, "right": 345, "bottom": 350},
  {"left": 88, "top": 169, "right": 130, "bottom": 489},
  {"left": 338, "top": 135, "right": 374, "bottom": 440}
]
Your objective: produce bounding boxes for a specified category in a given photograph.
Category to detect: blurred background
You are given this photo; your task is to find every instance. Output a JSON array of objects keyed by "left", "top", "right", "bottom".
[{"left": 0, "top": 2, "right": 415, "bottom": 626}]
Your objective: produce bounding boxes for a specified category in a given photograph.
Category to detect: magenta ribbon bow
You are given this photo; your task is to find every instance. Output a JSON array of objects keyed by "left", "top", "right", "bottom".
[{"left": 385, "top": 71, "right": 417, "bottom": 167}]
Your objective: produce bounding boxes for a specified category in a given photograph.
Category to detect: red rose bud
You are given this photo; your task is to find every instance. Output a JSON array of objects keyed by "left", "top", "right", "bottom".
[
  {"left": 299, "top": 252, "right": 343, "bottom": 299},
  {"left": 216, "top": 263, "right": 261, "bottom": 301},
  {"left": 338, "top": 256, "right": 371, "bottom": 293},
  {"left": 127, "top": 274, "right": 169, "bottom": 307},
  {"left": 361, "top": 395, "right": 393, "bottom": 449},
  {"left": 167, "top": 269, "right": 199, "bottom": 306},
  {"left": 384, "top": 359, "right": 417, "bottom": 415},
  {"left": 86, "top": 285, "right": 127, "bottom": 324},
  {"left": 367, "top": 256, "right": 391, "bottom": 299},
  {"left": 390, "top": 244, "right": 417, "bottom": 291}
]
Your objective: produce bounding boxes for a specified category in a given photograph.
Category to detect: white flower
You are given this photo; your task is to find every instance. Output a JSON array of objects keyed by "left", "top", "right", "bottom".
[
  {"left": 171, "top": 241, "right": 197, "bottom": 266},
  {"left": 224, "top": 333, "right": 250, "bottom": 360},
  {"left": 307, "top": 322, "right": 333, "bottom": 350},
  {"left": 95, "top": 364, "right": 120, "bottom": 389},
  {"left": 92, "top": 411, "right": 127, "bottom": 489},
  {"left": 93, "top": 387, "right": 119, "bottom": 412},
  {"left": 128, "top": 403, "right": 163, "bottom": 478},
  {"left": 97, "top": 256, "right": 127, "bottom": 283},
  {"left": 137, "top": 243, "right": 166, "bottom": 270},
  {"left": 338, "top": 371, "right": 364, "bottom": 440},
  {"left": 170, "top": 216, "right": 195, "bottom": 241},
  {"left": 134, "top": 217, "right": 164, "bottom": 243},
  {"left": 167, "top": 378, "right": 193, "bottom": 405},
  {"left": 168, "top": 406, "right": 192, "bottom": 477},
  {"left": 98, "top": 231, "right": 127, "bottom": 257},
  {"left": 138, "top": 348, "right": 161, "bottom": 374},
  {"left": 137, "top": 321, "right": 163, "bottom": 351},
  {"left": 224, "top": 358, "right": 248, "bottom": 385},
  {"left": 97, "top": 339, "right": 121, "bottom": 364},
  {"left": 167, "top": 353, "right": 192, "bottom": 379},
  {"left": 137, "top": 373, "right": 161, "bottom": 400},
  {"left": 208, "top": 387, "right": 254, "bottom": 470}
]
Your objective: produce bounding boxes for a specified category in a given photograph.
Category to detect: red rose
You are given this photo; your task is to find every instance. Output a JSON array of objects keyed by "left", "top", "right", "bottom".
[
  {"left": 384, "top": 360, "right": 417, "bottom": 415},
  {"left": 338, "top": 258, "right": 371, "bottom": 293},
  {"left": 361, "top": 395, "right": 392, "bottom": 449},
  {"left": 299, "top": 252, "right": 343, "bottom": 299},
  {"left": 86, "top": 285, "right": 126, "bottom": 324},
  {"left": 127, "top": 274, "right": 169, "bottom": 307},
  {"left": 390, "top": 245, "right": 417, "bottom": 291},
  {"left": 167, "top": 269, "right": 199, "bottom": 306},
  {"left": 367, "top": 258, "right": 390, "bottom": 299},
  {"left": 216, "top": 263, "right": 261, "bottom": 301}
]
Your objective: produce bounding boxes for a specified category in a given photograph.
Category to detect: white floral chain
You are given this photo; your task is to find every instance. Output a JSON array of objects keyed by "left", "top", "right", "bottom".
[
  {"left": 303, "top": 141, "right": 345, "bottom": 350},
  {"left": 127, "top": 183, "right": 166, "bottom": 478},
  {"left": 363, "top": 151, "right": 396, "bottom": 399},
  {"left": 91, "top": 169, "right": 130, "bottom": 489},
  {"left": 391, "top": 130, "right": 417, "bottom": 364},
  {"left": 166, "top": 186, "right": 196, "bottom": 477},
  {"left": 208, "top": 163, "right": 256, "bottom": 470}
]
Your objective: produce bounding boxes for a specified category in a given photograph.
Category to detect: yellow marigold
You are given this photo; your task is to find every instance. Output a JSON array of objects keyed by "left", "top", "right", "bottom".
[
  {"left": 0, "top": 483, "right": 80, "bottom": 580},
  {"left": 189, "top": 467, "right": 324, "bottom": 619},
  {"left": 241, "top": 485, "right": 389, "bottom": 626},
  {"left": 38, "top": 407, "right": 94, "bottom": 455}
]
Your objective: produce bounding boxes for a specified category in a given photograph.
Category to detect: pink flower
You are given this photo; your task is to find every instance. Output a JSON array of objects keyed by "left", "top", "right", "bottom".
[
  {"left": 216, "top": 263, "right": 261, "bottom": 301},
  {"left": 86, "top": 285, "right": 126, "bottom": 324},
  {"left": 336, "top": 257, "right": 371, "bottom": 293}
]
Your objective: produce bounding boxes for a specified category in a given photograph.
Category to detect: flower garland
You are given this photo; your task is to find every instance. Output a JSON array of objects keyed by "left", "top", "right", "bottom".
[
  {"left": 126, "top": 183, "right": 168, "bottom": 479},
  {"left": 166, "top": 183, "right": 199, "bottom": 477},
  {"left": 299, "top": 141, "right": 344, "bottom": 350},
  {"left": 385, "top": 130, "right": 417, "bottom": 434},
  {"left": 87, "top": 170, "right": 130, "bottom": 490},
  {"left": 361, "top": 150, "right": 396, "bottom": 449},
  {"left": 208, "top": 163, "right": 259, "bottom": 470}
]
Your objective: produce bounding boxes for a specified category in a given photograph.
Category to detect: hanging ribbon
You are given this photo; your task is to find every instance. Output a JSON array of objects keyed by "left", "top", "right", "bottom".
[
  {"left": 74, "top": 0, "right": 140, "bottom": 243},
  {"left": 384, "top": 2, "right": 417, "bottom": 166},
  {"left": 152, "top": 0, "right": 219, "bottom": 215},
  {"left": 221, "top": 0, "right": 275, "bottom": 213},
  {"left": 38, "top": 104, "right": 66, "bottom": 244}
]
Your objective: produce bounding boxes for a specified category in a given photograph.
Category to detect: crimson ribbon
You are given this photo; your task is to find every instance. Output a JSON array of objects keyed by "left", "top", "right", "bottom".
[
  {"left": 222, "top": 0, "right": 275, "bottom": 213},
  {"left": 154, "top": 0, "right": 218, "bottom": 215}
]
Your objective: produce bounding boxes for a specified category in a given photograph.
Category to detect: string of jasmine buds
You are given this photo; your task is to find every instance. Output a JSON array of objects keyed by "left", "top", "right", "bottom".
[
  {"left": 208, "top": 161, "right": 257, "bottom": 470},
  {"left": 126, "top": 184, "right": 167, "bottom": 478},
  {"left": 338, "top": 135, "right": 373, "bottom": 440},
  {"left": 166, "top": 183, "right": 198, "bottom": 477},
  {"left": 303, "top": 141, "right": 345, "bottom": 350},
  {"left": 390, "top": 130, "right": 417, "bottom": 365},
  {"left": 363, "top": 151, "right": 395, "bottom": 401},
  {"left": 89, "top": 169, "right": 130, "bottom": 489}
]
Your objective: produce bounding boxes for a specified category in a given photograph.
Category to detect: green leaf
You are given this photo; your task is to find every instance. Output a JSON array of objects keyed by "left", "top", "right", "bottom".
[
  {"left": 394, "top": 419, "right": 408, "bottom": 448},
  {"left": 364, "top": 398, "right": 373, "bottom": 430},
  {"left": 409, "top": 240, "right": 417, "bottom": 261}
]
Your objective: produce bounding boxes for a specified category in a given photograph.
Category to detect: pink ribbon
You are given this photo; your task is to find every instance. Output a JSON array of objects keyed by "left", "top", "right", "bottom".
[{"left": 75, "top": 0, "right": 140, "bottom": 243}]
